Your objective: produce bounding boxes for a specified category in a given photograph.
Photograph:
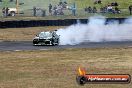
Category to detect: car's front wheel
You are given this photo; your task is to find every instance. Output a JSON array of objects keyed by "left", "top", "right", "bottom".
[{"left": 33, "top": 39, "right": 39, "bottom": 45}]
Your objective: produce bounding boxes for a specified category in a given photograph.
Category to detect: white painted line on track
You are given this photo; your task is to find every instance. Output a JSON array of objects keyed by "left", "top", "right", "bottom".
[
  {"left": 14, "top": 50, "right": 22, "bottom": 52},
  {"left": 39, "top": 49, "right": 48, "bottom": 50}
]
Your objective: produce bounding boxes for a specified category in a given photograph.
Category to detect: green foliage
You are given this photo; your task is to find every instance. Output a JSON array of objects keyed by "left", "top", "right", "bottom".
[
  {"left": 2, "top": 0, "right": 9, "bottom": 7},
  {"left": 0, "top": 0, "right": 15, "bottom": 7}
]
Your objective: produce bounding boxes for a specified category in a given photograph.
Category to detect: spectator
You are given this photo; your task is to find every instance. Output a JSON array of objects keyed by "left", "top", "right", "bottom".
[
  {"left": 100, "top": 6, "right": 107, "bottom": 13},
  {"left": 111, "top": 2, "right": 118, "bottom": 6},
  {"left": 104, "top": 6, "right": 107, "bottom": 13},
  {"left": 129, "top": 5, "right": 132, "bottom": 15},
  {"left": 53, "top": 5, "right": 57, "bottom": 15},
  {"left": 98, "top": 0, "right": 102, "bottom": 4},
  {"left": 72, "top": 3, "right": 76, "bottom": 16},
  {"left": 57, "top": 5, "right": 64, "bottom": 15},
  {"left": 88, "top": 6, "right": 92, "bottom": 13},
  {"left": 64, "top": 1, "right": 67, "bottom": 4},
  {"left": 41, "top": 9, "right": 46, "bottom": 17},
  {"left": 114, "top": 2, "right": 118, "bottom": 6},
  {"left": 48, "top": 4, "right": 52, "bottom": 15},
  {"left": 94, "top": 0, "right": 101, "bottom": 4},
  {"left": 2, "top": 7, "right": 5, "bottom": 17},
  {"left": 5, "top": 7, "right": 9, "bottom": 17},
  {"left": 107, "top": 5, "right": 113, "bottom": 13},
  {"left": 94, "top": 0, "right": 98, "bottom": 4},
  {"left": 114, "top": 7, "right": 121, "bottom": 14},
  {"left": 100, "top": 7, "right": 103, "bottom": 13},
  {"left": 93, "top": 6, "right": 97, "bottom": 13},
  {"left": 62, "top": 2, "right": 67, "bottom": 9},
  {"left": 59, "top": 1, "right": 63, "bottom": 5},
  {"left": 84, "top": 7, "right": 88, "bottom": 12},
  {"left": 33, "top": 6, "right": 37, "bottom": 16}
]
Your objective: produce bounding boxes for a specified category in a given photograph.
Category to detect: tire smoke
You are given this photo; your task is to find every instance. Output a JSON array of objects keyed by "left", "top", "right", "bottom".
[{"left": 56, "top": 16, "right": 132, "bottom": 45}]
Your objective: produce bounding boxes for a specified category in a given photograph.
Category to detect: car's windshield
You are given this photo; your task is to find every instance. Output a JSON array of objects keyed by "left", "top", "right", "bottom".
[{"left": 39, "top": 32, "right": 52, "bottom": 38}]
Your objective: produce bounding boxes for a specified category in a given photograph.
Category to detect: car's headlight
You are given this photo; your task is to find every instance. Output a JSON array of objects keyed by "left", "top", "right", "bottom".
[
  {"left": 47, "top": 37, "right": 52, "bottom": 40},
  {"left": 34, "top": 37, "right": 39, "bottom": 39}
]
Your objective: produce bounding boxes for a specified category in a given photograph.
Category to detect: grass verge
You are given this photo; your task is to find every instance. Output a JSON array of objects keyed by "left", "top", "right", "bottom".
[
  {"left": 0, "top": 26, "right": 65, "bottom": 41},
  {"left": 0, "top": 48, "right": 132, "bottom": 88}
]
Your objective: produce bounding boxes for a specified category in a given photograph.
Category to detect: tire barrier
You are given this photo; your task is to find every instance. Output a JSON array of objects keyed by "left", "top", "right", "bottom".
[{"left": 0, "top": 18, "right": 126, "bottom": 28}]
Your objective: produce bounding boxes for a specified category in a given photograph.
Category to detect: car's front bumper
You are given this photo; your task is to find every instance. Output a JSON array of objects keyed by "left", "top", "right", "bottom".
[{"left": 33, "top": 39, "right": 52, "bottom": 45}]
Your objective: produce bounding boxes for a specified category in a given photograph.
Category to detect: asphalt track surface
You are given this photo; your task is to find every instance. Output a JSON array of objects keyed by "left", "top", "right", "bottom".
[{"left": 0, "top": 41, "right": 132, "bottom": 51}]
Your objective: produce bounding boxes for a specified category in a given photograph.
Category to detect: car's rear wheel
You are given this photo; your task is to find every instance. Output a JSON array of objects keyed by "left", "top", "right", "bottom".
[
  {"left": 57, "top": 39, "right": 59, "bottom": 45},
  {"left": 51, "top": 39, "right": 55, "bottom": 46},
  {"left": 51, "top": 42, "right": 55, "bottom": 46},
  {"left": 51, "top": 40, "right": 59, "bottom": 46}
]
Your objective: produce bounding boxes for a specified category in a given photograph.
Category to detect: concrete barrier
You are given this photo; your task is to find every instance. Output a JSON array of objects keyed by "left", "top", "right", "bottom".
[{"left": 0, "top": 18, "right": 126, "bottom": 28}]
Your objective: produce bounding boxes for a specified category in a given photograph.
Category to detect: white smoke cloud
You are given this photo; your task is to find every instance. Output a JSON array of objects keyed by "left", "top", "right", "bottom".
[{"left": 56, "top": 16, "right": 132, "bottom": 45}]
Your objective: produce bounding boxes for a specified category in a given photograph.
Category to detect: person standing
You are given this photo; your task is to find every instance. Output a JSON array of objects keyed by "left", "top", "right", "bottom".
[
  {"left": 98, "top": 0, "right": 102, "bottom": 4},
  {"left": 33, "top": 6, "right": 37, "bottom": 16},
  {"left": 53, "top": 5, "right": 57, "bottom": 16},
  {"left": 72, "top": 3, "right": 76, "bottom": 16},
  {"left": 2, "top": 7, "right": 5, "bottom": 17},
  {"left": 48, "top": 4, "right": 52, "bottom": 15},
  {"left": 88, "top": 6, "right": 92, "bottom": 13},
  {"left": 129, "top": 5, "right": 132, "bottom": 15},
  {"left": 41, "top": 9, "right": 46, "bottom": 17},
  {"left": 107, "top": 5, "right": 113, "bottom": 13},
  {"left": 93, "top": 6, "right": 97, "bottom": 13},
  {"left": 5, "top": 7, "right": 9, "bottom": 17}
]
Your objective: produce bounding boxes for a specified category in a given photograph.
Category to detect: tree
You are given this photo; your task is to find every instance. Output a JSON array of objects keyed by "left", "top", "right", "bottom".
[{"left": 2, "top": 0, "right": 9, "bottom": 7}]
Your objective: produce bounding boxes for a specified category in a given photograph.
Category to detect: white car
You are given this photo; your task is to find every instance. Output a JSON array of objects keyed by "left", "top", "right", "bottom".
[{"left": 8, "top": 8, "right": 17, "bottom": 16}]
